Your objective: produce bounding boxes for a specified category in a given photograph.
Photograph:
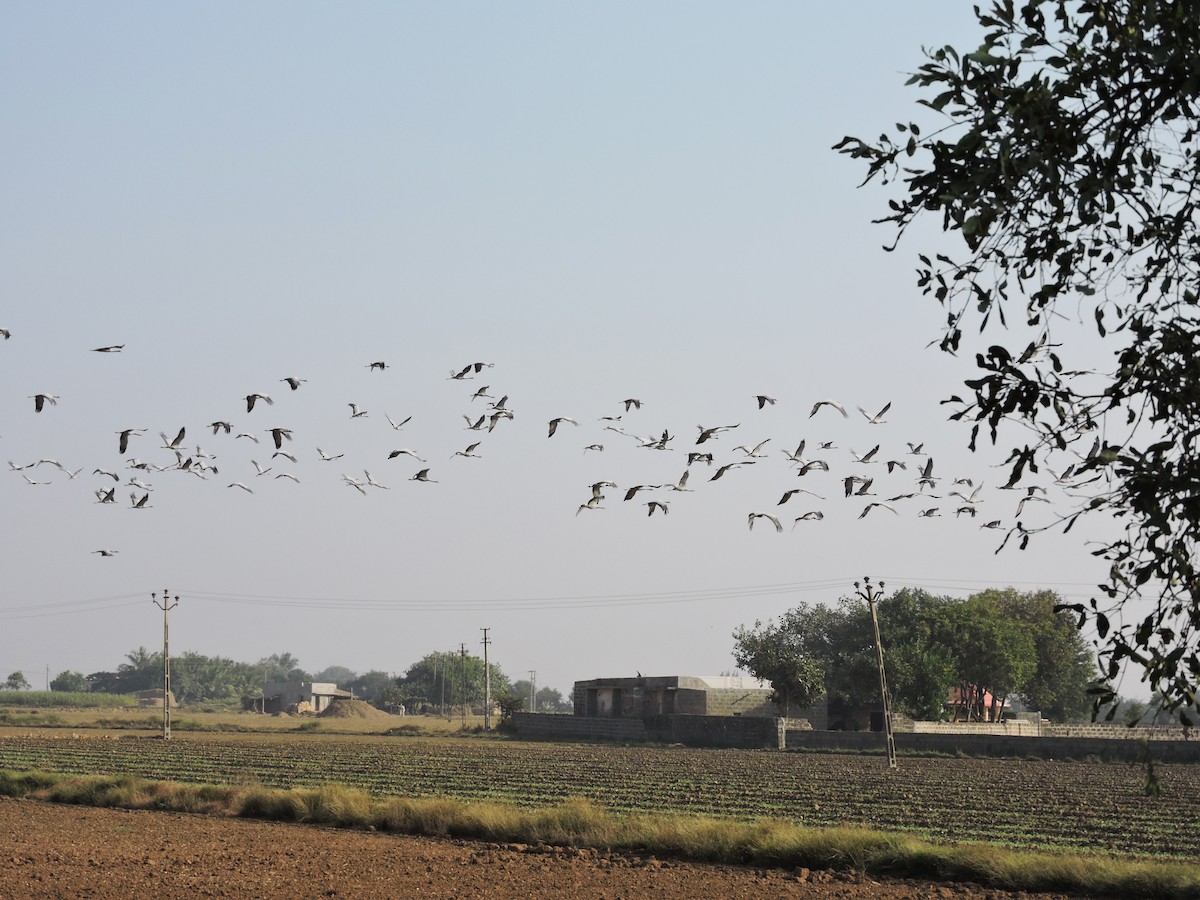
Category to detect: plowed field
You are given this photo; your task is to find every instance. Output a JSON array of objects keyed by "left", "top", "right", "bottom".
[{"left": 0, "top": 731, "right": 1196, "bottom": 858}]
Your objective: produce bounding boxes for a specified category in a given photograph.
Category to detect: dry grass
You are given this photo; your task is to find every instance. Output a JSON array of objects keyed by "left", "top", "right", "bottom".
[
  {"left": 0, "top": 707, "right": 484, "bottom": 737},
  {"left": 3, "top": 768, "right": 1198, "bottom": 898}
]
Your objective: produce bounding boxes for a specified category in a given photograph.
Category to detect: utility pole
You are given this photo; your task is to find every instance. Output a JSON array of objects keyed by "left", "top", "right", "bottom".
[
  {"left": 481, "top": 628, "right": 492, "bottom": 731},
  {"left": 528, "top": 669, "right": 536, "bottom": 713},
  {"left": 855, "top": 577, "right": 896, "bottom": 769},
  {"left": 459, "top": 643, "right": 467, "bottom": 728},
  {"left": 151, "top": 588, "right": 179, "bottom": 740}
]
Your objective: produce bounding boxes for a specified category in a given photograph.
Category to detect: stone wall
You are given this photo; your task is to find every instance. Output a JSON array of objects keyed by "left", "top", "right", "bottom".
[
  {"left": 512, "top": 713, "right": 784, "bottom": 749},
  {"left": 910, "top": 720, "right": 1041, "bottom": 737},
  {"left": 785, "top": 728, "right": 1200, "bottom": 762},
  {"left": 1042, "top": 723, "right": 1191, "bottom": 741}
]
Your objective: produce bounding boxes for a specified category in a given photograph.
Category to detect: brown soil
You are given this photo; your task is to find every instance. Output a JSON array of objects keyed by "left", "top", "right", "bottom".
[
  {"left": 317, "top": 698, "right": 389, "bottom": 719},
  {"left": 0, "top": 797, "right": 1073, "bottom": 899}
]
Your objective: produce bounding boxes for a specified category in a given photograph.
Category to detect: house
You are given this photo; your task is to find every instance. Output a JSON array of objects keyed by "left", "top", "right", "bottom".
[
  {"left": 572, "top": 675, "right": 779, "bottom": 718},
  {"left": 262, "top": 681, "right": 352, "bottom": 714}
]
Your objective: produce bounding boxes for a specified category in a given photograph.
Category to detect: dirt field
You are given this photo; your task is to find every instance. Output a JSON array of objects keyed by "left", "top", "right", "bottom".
[{"left": 0, "top": 797, "right": 1071, "bottom": 899}]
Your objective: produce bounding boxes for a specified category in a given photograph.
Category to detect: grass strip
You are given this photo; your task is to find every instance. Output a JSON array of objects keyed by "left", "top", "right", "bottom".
[{"left": 1, "top": 768, "right": 1196, "bottom": 898}]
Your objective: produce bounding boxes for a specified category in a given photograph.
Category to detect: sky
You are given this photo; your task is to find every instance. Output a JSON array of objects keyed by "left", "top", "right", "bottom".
[{"left": 0, "top": 3, "right": 1144, "bottom": 700}]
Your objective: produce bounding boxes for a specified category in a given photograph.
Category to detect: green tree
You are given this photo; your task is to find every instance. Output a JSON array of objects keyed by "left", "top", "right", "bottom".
[
  {"left": 943, "top": 595, "right": 1038, "bottom": 721},
  {"left": 313, "top": 665, "right": 357, "bottom": 687},
  {"left": 972, "top": 588, "right": 1097, "bottom": 720},
  {"left": 348, "top": 670, "right": 395, "bottom": 703},
  {"left": 836, "top": 1, "right": 1200, "bottom": 715},
  {"left": 50, "top": 671, "right": 88, "bottom": 693},
  {"left": 731, "top": 612, "right": 826, "bottom": 715},
  {"left": 3, "top": 671, "right": 30, "bottom": 691},
  {"left": 399, "top": 651, "right": 510, "bottom": 711}
]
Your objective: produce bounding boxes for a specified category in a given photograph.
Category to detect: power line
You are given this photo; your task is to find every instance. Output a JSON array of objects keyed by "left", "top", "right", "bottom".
[{"left": 0, "top": 576, "right": 1107, "bottom": 621}]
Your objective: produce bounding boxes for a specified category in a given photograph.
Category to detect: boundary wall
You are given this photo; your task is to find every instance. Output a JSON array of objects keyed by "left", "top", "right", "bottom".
[
  {"left": 512, "top": 713, "right": 783, "bottom": 749},
  {"left": 785, "top": 729, "right": 1200, "bottom": 762}
]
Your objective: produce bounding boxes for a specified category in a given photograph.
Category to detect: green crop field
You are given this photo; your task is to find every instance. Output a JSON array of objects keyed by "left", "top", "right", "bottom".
[{"left": 0, "top": 731, "right": 1196, "bottom": 859}]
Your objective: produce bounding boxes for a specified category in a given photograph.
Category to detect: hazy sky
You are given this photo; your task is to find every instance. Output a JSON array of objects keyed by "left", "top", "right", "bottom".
[{"left": 1, "top": 4, "right": 1141, "bottom": 699}]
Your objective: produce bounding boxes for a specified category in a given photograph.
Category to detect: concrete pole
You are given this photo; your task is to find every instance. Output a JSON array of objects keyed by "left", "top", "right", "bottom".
[
  {"left": 855, "top": 577, "right": 897, "bottom": 769},
  {"left": 151, "top": 589, "right": 179, "bottom": 740},
  {"left": 481, "top": 628, "right": 491, "bottom": 731}
]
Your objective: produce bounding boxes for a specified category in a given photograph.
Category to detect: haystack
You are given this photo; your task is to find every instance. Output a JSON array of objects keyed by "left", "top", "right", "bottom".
[{"left": 318, "top": 698, "right": 389, "bottom": 719}]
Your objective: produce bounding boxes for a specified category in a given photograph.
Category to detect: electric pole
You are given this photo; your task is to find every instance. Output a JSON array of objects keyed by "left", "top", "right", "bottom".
[
  {"left": 151, "top": 588, "right": 179, "bottom": 740},
  {"left": 528, "top": 669, "right": 536, "bottom": 714},
  {"left": 459, "top": 643, "right": 467, "bottom": 727},
  {"left": 481, "top": 628, "right": 491, "bottom": 731},
  {"left": 855, "top": 577, "right": 896, "bottom": 769}
]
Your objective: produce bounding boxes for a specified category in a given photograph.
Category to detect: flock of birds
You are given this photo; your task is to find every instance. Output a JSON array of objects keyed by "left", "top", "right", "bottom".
[{"left": 1, "top": 329, "right": 1067, "bottom": 558}]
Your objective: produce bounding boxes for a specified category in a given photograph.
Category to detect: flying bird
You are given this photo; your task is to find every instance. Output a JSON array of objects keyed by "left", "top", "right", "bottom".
[
  {"left": 267, "top": 428, "right": 293, "bottom": 450},
  {"left": 348, "top": 403, "right": 368, "bottom": 418},
  {"left": 809, "top": 400, "right": 847, "bottom": 418},
  {"left": 452, "top": 443, "right": 482, "bottom": 459},
  {"left": 363, "top": 470, "right": 389, "bottom": 490},
  {"left": 646, "top": 500, "right": 669, "bottom": 516},
  {"left": 410, "top": 469, "right": 438, "bottom": 483},
  {"left": 245, "top": 393, "right": 273, "bottom": 412},
  {"left": 733, "top": 439, "right": 771, "bottom": 458},
  {"left": 92, "top": 549, "right": 119, "bottom": 556},
  {"left": 778, "top": 488, "right": 826, "bottom": 505},
  {"left": 274, "top": 473, "right": 300, "bottom": 483},
  {"left": 0, "top": 328, "right": 9, "bottom": 339},
  {"left": 386, "top": 414, "right": 412, "bottom": 431},
  {"left": 130, "top": 492, "right": 151, "bottom": 509},
  {"left": 367, "top": 361, "right": 388, "bottom": 372},
  {"left": 470, "top": 386, "right": 493, "bottom": 402},
  {"left": 664, "top": 470, "right": 692, "bottom": 492},
  {"left": 850, "top": 445, "right": 880, "bottom": 464},
  {"left": 210, "top": 421, "right": 232, "bottom": 435},
  {"left": 859, "top": 502, "right": 898, "bottom": 518},
  {"left": 272, "top": 450, "right": 297, "bottom": 463},
  {"left": 576, "top": 496, "right": 604, "bottom": 515},
  {"left": 92, "top": 345, "right": 124, "bottom": 353},
  {"left": 281, "top": 377, "right": 306, "bottom": 391},
  {"left": 623, "top": 398, "right": 643, "bottom": 411},
  {"left": 95, "top": 488, "right": 116, "bottom": 503},
  {"left": 623, "top": 484, "right": 658, "bottom": 501},
  {"left": 227, "top": 482, "right": 254, "bottom": 493},
  {"left": 93, "top": 468, "right": 119, "bottom": 481},
  {"left": 696, "top": 424, "right": 739, "bottom": 444},
  {"left": 583, "top": 444, "right": 604, "bottom": 453},
  {"left": 30, "top": 394, "right": 58, "bottom": 413},
  {"left": 792, "top": 512, "right": 825, "bottom": 526},
  {"left": 547, "top": 417, "right": 579, "bottom": 438},
  {"left": 859, "top": 402, "right": 892, "bottom": 424},
  {"left": 236, "top": 432, "right": 260, "bottom": 443},
  {"left": 748, "top": 513, "right": 783, "bottom": 533},
  {"left": 159, "top": 427, "right": 186, "bottom": 450},
  {"left": 464, "top": 415, "right": 486, "bottom": 431},
  {"left": 388, "top": 448, "right": 426, "bottom": 462},
  {"left": 251, "top": 460, "right": 272, "bottom": 477},
  {"left": 317, "top": 448, "right": 344, "bottom": 461},
  {"left": 710, "top": 461, "right": 754, "bottom": 482},
  {"left": 755, "top": 395, "right": 776, "bottom": 409}
]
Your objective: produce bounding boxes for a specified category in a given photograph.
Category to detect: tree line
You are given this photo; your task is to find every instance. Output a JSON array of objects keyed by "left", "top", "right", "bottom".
[
  {"left": 732, "top": 588, "right": 1097, "bottom": 724},
  {"left": 36, "top": 649, "right": 569, "bottom": 713}
]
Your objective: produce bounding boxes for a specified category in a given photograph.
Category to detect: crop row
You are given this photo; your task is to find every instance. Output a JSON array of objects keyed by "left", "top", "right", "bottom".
[{"left": 0, "top": 732, "right": 1196, "bottom": 858}]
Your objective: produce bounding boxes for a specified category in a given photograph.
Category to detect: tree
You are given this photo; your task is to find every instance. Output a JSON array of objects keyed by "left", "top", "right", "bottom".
[
  {"left": 399, "top": 651, "right": 510, "bottom": 712},
  {"left": 348, "top": 670, "right": 395, "bottom": 703},
  {"left": 50, "top": 671, "right": 89, "bottom": 693},
  {"left": 731, "top": 613, "right": 826, "bottom": 715},
  {"left": 972, "top": 588, "right": 1097, "bottom": 720},
  {"left": 836, "top": 1, "right": 1200, "bottom": 715},
  {"left": 313, "top": 665, "right": 357, "bottom": 687},
  {"left": 3, "top": 672, "right": 30, "bottom": 691}
]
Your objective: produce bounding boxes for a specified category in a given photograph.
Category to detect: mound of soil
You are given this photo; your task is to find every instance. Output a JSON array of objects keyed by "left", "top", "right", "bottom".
[{"left": 318, "top": 698, "right": 389, "bottom": 719}]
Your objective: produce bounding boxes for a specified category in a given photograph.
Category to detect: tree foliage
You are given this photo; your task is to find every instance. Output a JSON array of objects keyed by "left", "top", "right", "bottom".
[
  {"left": 49, "top": 671, "right": 89, "bottom": 693},
  {"left": 3, "top": 672, "right": 30, "bottom": 692},
  {"left": 835, "top": 0, "right": 1200, "bottom": 715},
  {"left": 733, "top": 588, "right": 1095, "bottom": 721}
]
